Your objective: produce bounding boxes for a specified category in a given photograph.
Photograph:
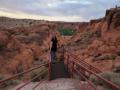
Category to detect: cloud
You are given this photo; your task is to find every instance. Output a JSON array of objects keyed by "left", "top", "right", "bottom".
[
  {"left": 0, "top": 0, "right": 119, "bottom": 22},
  {"left": 0, "top": 7, "right": 85, "bottom": 22}
]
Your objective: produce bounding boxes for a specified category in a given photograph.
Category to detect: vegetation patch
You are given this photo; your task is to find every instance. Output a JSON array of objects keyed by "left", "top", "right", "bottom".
[
  {"left": 94, "top": 54, "right": 117, "bottom": 61},
  {"left": 58, "top": 27, "right": 75, "bottom": 36},
  {"left": 0, "top": 74, "right": 20, "bottom": 89},
  {"left": 30, "top": 67, "right": 48, "bottom": 82}
]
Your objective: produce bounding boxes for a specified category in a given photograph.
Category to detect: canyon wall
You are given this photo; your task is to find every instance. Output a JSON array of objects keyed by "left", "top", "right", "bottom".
[{"left": 68, "top": 7, "right": 120, "bottom": 72}]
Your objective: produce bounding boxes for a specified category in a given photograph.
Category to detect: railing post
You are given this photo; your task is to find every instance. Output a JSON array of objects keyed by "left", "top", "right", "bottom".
[
  {"left": 67, "top": 54, "right": 69, "bottom": 68},
  {"left": 48, "top": 62, "right": 51, "bottom": 80},
  {"left": 71, "top": 61, "right": 75, "bottom": 78},
  {"left": 63, "top": 46, "right": 65, "bottom": 60},
  {"left": 67, "top": 54, "right": 71, "bottom": 77}
]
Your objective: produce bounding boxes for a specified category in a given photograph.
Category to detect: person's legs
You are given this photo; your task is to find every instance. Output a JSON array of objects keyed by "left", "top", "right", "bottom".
[
  {"left": 54, "top": 51, "right": 56, "bottom": 60},
  {"left": 51, "top": 51, "right": 56, "bottom": 62},
  {"left": 51, "top": 51, "right": 57, "bottom": 62},
  {"left": 51, "top": 51, "right": 54, "bottom": 62}
]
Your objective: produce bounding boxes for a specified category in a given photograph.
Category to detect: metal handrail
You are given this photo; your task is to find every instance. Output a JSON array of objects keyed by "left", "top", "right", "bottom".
[
  {"left": 65, "top": 50, "right": 101, "bottom": 73},
  {"left": 56, "top": 47, "right": 120, "bottom": 90},
  {"left": 0, "top": 63, "right": 48, "bottom": 84},
  {"left": 68, "top": 55, "right": 120, "bottom": 90},
  {"left": 65, "top": 55, "right": 98, "bottom": 90},
  {"left": 57, "top": 47, "right": 101, "bottom": 73},
  {"left": 16, "top": 71, "right": 47, "bottom": 90},
  {"left": 48, "top": 61, "right": 52, "bottom": 80},
  {"left": 32, "top": 78, "right": 47, "bottom": 90},
  {"left": 74, "top": 68, "right": 98, "bottom": 90}
]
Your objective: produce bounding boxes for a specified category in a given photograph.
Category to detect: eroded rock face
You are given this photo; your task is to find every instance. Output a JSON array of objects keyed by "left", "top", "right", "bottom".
[
  {"left": 0, "top": 20, "right": 79, "bottom": 76},
  {"left": 67, "top": 7, "right": 120, "bottom": 72},
  {"left": 106, "top": 8, "right": 120, "bottom": 30},
  {"left": 0, "top": 25, "right": 50, "bottom": 75},
  {"left": 6, "top": 48, "right": 34, "bottom": 73}
]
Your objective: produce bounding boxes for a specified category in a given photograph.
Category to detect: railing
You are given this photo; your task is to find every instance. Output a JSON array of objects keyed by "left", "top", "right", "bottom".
[
  {"left": 1, "top": 46, "right": 120, "bottom": 90},
  {"left": 48, "top": 60, "right": 52, "bottom": 80},
  {"left": 65, "top": 50, "right": 101, "bottom": 73},
  {"left": 64, "top": 49, "right": 120, "bottom": 90},
  {"left": 0, "top": 63, "right": 49, "bottom": 90},
  {"left": 57, "top": 47, "right": 101, "bottom": 73}
]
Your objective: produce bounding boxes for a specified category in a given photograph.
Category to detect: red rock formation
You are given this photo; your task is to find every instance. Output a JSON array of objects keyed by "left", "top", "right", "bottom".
[{"left": 68, "top": 7, "right": 120, "bottom": 72}]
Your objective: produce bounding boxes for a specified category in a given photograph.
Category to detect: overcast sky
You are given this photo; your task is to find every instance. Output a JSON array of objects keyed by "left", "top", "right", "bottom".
[{"left": 0, "top": 0, "right": 119, "bottom": 22}]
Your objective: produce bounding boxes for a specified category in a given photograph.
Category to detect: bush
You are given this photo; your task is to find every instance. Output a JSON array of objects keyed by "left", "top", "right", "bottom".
[
  {"left": 95, "top": 29, "right": 101, "bottom": 37},
  {"left": 4, "top": 79, "right": 20, "bottom": 86},
  {"left": 90, "top": 75, "right": 103, "bottom": 85},
  {"left": 34, "top": 58, "right": 45, "bottom": 65},
  {"left": 111, "top": 78, "right": 120, "bottom": 86},
  {"left": 30, "top": 67, "right": 48, "bottom": 82},
  {"left": 90, "top": 72, "right": 120, "bottom": 90},
  {"left": 94, "top": 54, "right": 117, "bottom": 61},
  {"left": 0, "top": 79, "right": 20, "bottom": 89},
  {"left": 0, "top": 74, "right": 4, "bottom": 80},
  {"left": 58, "top": 27, "right": 75, "bottom": 36}
]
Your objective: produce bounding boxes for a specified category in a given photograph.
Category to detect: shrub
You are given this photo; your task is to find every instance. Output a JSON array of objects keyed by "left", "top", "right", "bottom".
[
  {"left": 94, "top": 54, "right": 117, "bottom": 61},
  {"left": 0, "top": 78, "right": 20, "bottom": 89},
  {"left": 30, "top": 67, "right": 48, "bottom": 82},
  {"left": 58, "top": 27, "right": 75, "bottom": 36},
  {"left": 0, "top": 74, "right": 4, "bottom": 80},
  {"left": 90, "top": 75, "right": 104, "bottom": 85},
  {"left": 34, "top": 58, "right": 45, "bottom": 65},
  {"left": 111, "top": 78, "right": 120, "bottom": 86},
  {"left": 90, "top": 72, "right": 120, "bottom": 90},
  {"left": 95, "top": 29, "right": 101, "bottom": 37}
]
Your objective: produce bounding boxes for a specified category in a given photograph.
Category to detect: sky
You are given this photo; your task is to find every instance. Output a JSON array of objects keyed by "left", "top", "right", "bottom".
[{"left": 0, "top": 0, "right": 120, "bottom": 22}]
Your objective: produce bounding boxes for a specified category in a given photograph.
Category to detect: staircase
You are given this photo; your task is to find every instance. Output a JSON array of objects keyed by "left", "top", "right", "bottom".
[
  {"left": 11, "top": 60, "right": 101, "bottom": 90},
  {"left": 50, "top": 61, "right": 70, "bottom": 80}
]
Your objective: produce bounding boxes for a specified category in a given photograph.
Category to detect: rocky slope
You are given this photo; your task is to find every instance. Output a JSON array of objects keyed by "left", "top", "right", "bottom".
[
  {"left": 67, "top": 7, "right": 120, "bottom": 72},
  {"left": 0, "top": 17, "right": 80, "bottom": 77}
]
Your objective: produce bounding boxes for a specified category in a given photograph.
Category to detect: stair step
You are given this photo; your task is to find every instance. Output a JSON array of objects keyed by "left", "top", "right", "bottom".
[{"left": 51, "top": 61, "right": 70, "bottom": 80}]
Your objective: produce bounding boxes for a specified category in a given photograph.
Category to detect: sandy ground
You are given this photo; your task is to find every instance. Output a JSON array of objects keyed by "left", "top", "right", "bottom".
[
  {"left": 12, "top": 78, "right": 81, "bottom": 90},
  {"left": 10, "top": 78, "right": 103, "bottom": 90}
]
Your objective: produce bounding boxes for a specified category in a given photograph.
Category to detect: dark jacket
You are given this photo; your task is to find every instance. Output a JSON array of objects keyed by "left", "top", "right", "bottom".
[{"left": 51, "top": 37, "right": 57, "bottom": 51}]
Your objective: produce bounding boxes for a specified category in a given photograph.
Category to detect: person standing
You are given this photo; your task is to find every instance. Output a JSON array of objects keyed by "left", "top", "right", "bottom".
[{"left": 51, "top": 35, "right": 58, "bottom": 62}]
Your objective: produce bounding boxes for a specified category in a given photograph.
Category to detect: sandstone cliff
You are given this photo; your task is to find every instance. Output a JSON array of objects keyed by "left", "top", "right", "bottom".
[{"left": 67, "top": 7, "right": 120, "bottom": 72}]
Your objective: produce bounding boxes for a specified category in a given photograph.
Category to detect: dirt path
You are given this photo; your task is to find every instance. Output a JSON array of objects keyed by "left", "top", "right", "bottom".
[{"left": 12, "top": 78, "right": 81, "bottom": 90}]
